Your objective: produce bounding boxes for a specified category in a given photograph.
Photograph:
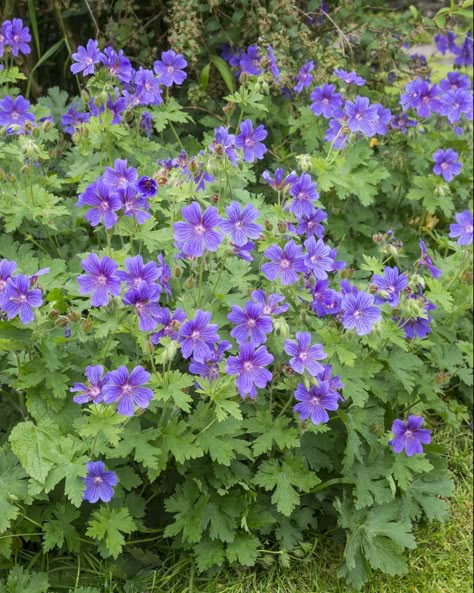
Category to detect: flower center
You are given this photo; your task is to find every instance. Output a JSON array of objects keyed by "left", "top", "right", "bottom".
[
  {"left": 195, "top": 224, "right": 206, "bottom": 235},
  {"left": 243, "top": 361, "right": 254, "bottom": 372},
  {"left": 122, "top": 383, "right": 133, "bottom": 394},
  {"left": 263, "top": 305, "right": 272, "bottom": 315},
  {"left": 353, "top": 309, "right": 361, "bottom": 318},
  {"left": 441, "top": 162, "right": 449, "bottom": 170},
  {"left": 191, "top": 330, "right": 201, "bottom": 340},
  {"left": 311, "top": 396, "right": 321, "bottom": 405},
  {"left": 93, "top": 476, "right": 103, "bottom": 485},
  {"left": 299, "top": 351, "right": 308, "bottom": 361},
  {"left": 405, "top": 430, "right": 413, "bottom": 438},
  {"left": 97, "top": 274, "right": 108, "bottom": 285},
  {"left": 167, "top": 66, "right": 175, "bottom": 73},
  {"left": 280, "top": 258, "right": 290, "bottom": 269},
  {"left": 247, "top": 319, "right": 256, "bottom": 328}
]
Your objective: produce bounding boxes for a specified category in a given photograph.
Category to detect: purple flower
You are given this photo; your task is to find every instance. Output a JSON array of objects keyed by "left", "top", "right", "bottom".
[
  {"left": 294, "top": 61, "right": 315, "bottom": 93},
  {"left": 232, "top": 241, "right": 255, "bottom": 262},
  {"left": 288, "top": 173, "right": 319, "bottom": 218},
  {"left": 0, "top": 21, "right": 12, "bottom": 58},
  {"left": 102, "top": 365, "right": 153, "bottom": 416},
  {"left": 373, "top": 104, "right": 392, "bottom": 135},
  {"left": 303, "top": 237, "right": 334, "bottom": 280},
  {"left": 417, "top": 240, "right": 442, "bottom": 278},
  {"left": 293, "top": 381, "right": 340, "bottom": 425},
  {"left": 228, "top": 302, "right": 272, "bottom": 346},
  {"left": 439, "top": 71, "right": 471, "bottom": 92},
  {"left": 61, "top": 103, "right": 90, "bottom": 134},
  {"left": 235, "top": 120, "right": 267, "bottom": 163},
  {"left": 341, "top": 290, "right": 381, "bottom": 335},
  {"left": 284, "top": 332, "right": 326, "bottom": 376},
  {"left": 239, "top": 45, "right": 262, "bottom": 76},
  {"left": 310, "top": 83, "right": 344, "bottom": 119},
  {"left": 77, "top": 180, "right": 121, "bottom": 229},
  {"left": 103, "top": 159, "right": 137, "bottom": 191},
  {"left": 221, "top": 44, "right": 242, "bottom": 68},
  {"left": 70, "top": 365, "right": 109, "bottom": 404},
  {"left": 250, "top": 289, "right": 288, "bottom": 316},
  {"left": 324, "top": 118, "right": 350, "bottom": 149},
  {"left": 400, "top": 78, "right": 441, "bottom": 118},
  {"left": 119, "top": 187, "right": 151, "bottom": 224},
  {"left": 0, "top": 259, "right": 16, "bottom": 305},
  {"left": 71, "top": 39, "right": 101, "bottom": 76},
  {"left": 262, "top": 241, "right": 306, "bottom": 285},
  {"left": 453, "top": 32, "right": 473, "bottom": 67},
  {"left": 210, "top": 127, "right": 239, "bottom": 166},
  {"left": 189, "top": 341, "right": 232, "bottom": 382},
  {"left": 334, "top": 68, "right": 365, "bottom": 86},
  {"left": 226, "top": 344, "right": 273, "bottom": 399},
  {"left": 178, "top": 310, "right": 220, "bottom": 362},
  {"left": 317, "top": 365, "right": 344, "bottom": 397},
  {"left": 344, "top": 96, "right": 379, "bottom": 136},
  {"left": 439, "top": 89, "right": 473, "bottom": 124},
  {"left": 390, "top": 113, "right": 417, "bottom": 134},
  {"left": 388, "top": 416, "right": 431, "bottom": 456},
  {"left": 262, "top": 168, "right": 298, "bottom": 191},
  {"left": 173, "top": 202, "right": 222, "bottom": 257},
  {"left": 0, "top": 95, "right": 35, "bottom": 130},
  {"left": 134, "top": 68, "right": 163, "bottom": 105},
  {"left": 296, "top": 209, "right": 327, "bottom": 238},
  {"left": 151, "top": 307, "right": 186, "bottom": 344},
  {"left": 116, "top": 255, "right": 159, "bottom": 290},
  {"left": 432, "top": 148, "right": 462, "bottom": 183},
  {"left": 434, "top": 32, "right": 457, "bottom": 54},
  {"left": 100, "top": 47, "right": 134, "bottom": 83},
  {"left": 123, "top": 285, "right": 162, "bottom": 331},
  {"left": 153, "top": 50, "right": 187, "bottom": 86},
  {"left": 82, "top": 461, "right": 118, "bottom": 503},
  {"left": 449, "top": 210, "right": 473, "bottom": 246},
  {"left": 267, "top": 45, "right": 280, "bottom": 81},
  {"left": 140, "top": 112, "right": 153, "bottom": 137},
  {"left": 77, "top": 254, "right": 121, "bottom": 307},
  {"left": 138, "top": 176, "right": 158, "bottom": 197},
  {"left": 4, "top": 18, "right": 30, "bottom": 57},
  {"left": 311, "top": 279, "right": 341, "bottom": 317},
  {"left": 371, "top": 266, "right": 408, "bottom": 306},
  {"left": 156, "top": 254, "right": 172, "bottom": 297},
  {"left": 1, "top": 274, "right": 42, "bottom": 324},
  {"left": 221, "top": 202, "right": 262, "bottom": 246}
]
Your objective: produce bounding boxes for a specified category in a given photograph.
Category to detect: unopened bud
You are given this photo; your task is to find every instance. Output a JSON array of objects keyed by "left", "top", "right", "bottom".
[
  {"left": 48, "top": 309, "right": 60, "bottom": 320},
  {"left": 173, "top": 265, "right": 183, "bottom": 278},
  {"left": 83, "top": 317, "right": 93, "bottom": 333},
  {"left": 183, "top": 275, "right": 194, "bottom": 289},
  {"left": 56, "top": 316, "right": 69, "bottom": 327},
  {"left": 42, "top": 120, "right": 53, "bottom": 133},
  {"left": 373, "top": 233, "right": 383, "bottom": 243},
  {"left": 211, "top": 193, "right": 219, "bottom": 204},
  {"left": 264, "top": 219, "right": 273, "bottom": 231},
  {"left": 340, "top": 267, "right": 354, "bottom": 279},
  {"left": 68, "top": 310, "right": 81, "bottom": 322},
  {"left": 434, "top": 371, "right": 449, "bottom": 384},
  {"left": 278, "top": 221, "right": 287, "bottom": 233},
  {"left": 161, "top": 340, "right": 178, "bottom": 365},
  {"left": 81, "top": 90, "right": 90, "bottom": 103},
  {"left": 6, "top": 172, "right": 16, "bottom": 182},
  {"left": 32, "top": 127, "right": 41, "bottom": 138},
  {"left": 21, "top": 164, "right": 29, "bottom": 175},
  {"left": 145, "top": 339, "right": 155, "bottom": 355}
]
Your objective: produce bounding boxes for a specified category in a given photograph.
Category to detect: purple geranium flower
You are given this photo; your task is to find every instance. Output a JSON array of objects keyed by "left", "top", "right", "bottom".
[
  {"left": 288, "top": 173, "right": 319, "bottom": 218},
  {"left": 250, "top": 289, "right": 288, "bottom": 316},
  {"left": 296, "top": 209, "right": 327, "bottom": 238},
  {"left": 311, "top": 279, "right": 341, "bottom": 317},
  {"left": 432, "top": 148, "right": 462, "bottom": 183},
  {"left": 239, "top": 45, "right": 262, "bottom": 76},
  {"left": 388, "top": 416, "right": 431, "bottom": 456},
  {"left": 0, "top": 21, "right": 13, "bottom": 58},
  {"left": 449, "top": 210, "right": 473, "bottom": 246},
  {"left": 439, "top": 89, "right": 473, "bottom": 124},
  {"left": 334, "top": 68, "right": 365, "bottom": 86},
  {"left": 221, "top": 202, "right": 262, "bottom": 246},
  {"left": 138, "top": 176, "right": 158, "bottom": 197},
  {"left": 304, "top": 237, "right": 334, "bottom": 280},
  {"left": 373, "top": 104, "right": 392, "bottom": 135},
  {"left": 71, "top": 39, "right": 101, "bottom": 76},
  {"left": 178, "top": 310, "right": 219, "bottom": 362},
  {"left": 226, "top": 343, "right": 274, "bottom": 399},
  {"left": 284, "top": 332, "right": 326, "bottom": 376},
  {"left": 61, "top": 103, "right": 90, "bottom": 134},
  {"left": 294, "top": 61, "right": 315, "bottom": 93},
  {"left": 439, "top": 71, "right": 471, "bottom": 92},
  {"left": 417, "top": 240, "right": 442, "bottom": 278},
  {"left": 371, "top": 266, "right": 408, "bottom": 306},
  {"left": 174, "top": 202, "right": 222, "bottom": 257},
  {"left": 293, "top": 381, "right": 340, "bottom": 425},
  {"left": 4, "top": 18, "right": 31, "bottom": 57},
  {"left": 0, "top": 259, "right": 16, "bottom": 305},
  {"left": 116, "top": 255, "right": 159, "bottom": 290},
  {"left": 267, "top": 45, "right": 280, "bottom": 81},
  {"left": 232, "top": 241, "right": 256, "bottom": 262},
  {"left": 123, "top": 284, "right": 162, "bottom": 331},
  {"left": 210, "top": 126, "right": 239, "bottom": 166},
  {"left": 228, "top": 302, "right": 272, "bottom": 346},
  {"left": 0, "top": 95, "right": 35, "bottom": 130},
  {"left": 310, "top": 83, "right": 344, "bottom": 119},
  {"left": 262, "top": 168, "right": 298, "bottom": 191},
  {"left": 103, "top": 159, "right": 137, "bottom": 191},
  {"left": 151, "top": 307, "right": 187, "bottom": 344},
  {"left": 77, "top": 179, "right": 121, "bottom": 229},
  {"left": 325, "top": 118, "right": 351, "bottom": 149},
  {"left": 262, "top": 241, "right": 306, "bottom": 285},
  {"left": 189, "top": 340, "right": 232, "bottom": 382},
  {"left": 341, "top": 289, "right": 381, "bottom": 335},
  {"left": 400, "top": 78, "right": 441, "bottom": 118},
  {"left": 153, "top": 50, "right": 187, "bottom": 86},
  {"left": 344, "top": 96, "right": 379, "bottom": 136},
  {"left": 453, "top": 32, "right": 473, "bottom": 67},
  {"left": 82, "top": 461, "right": 118, "bottom": 503},
  {"left": 156, "top": 254, "right": 172, "bottom": 298},
  {"left": 100, "top": 46, "right": 134, "bottom": 83},
  {"left": 102, "top": 365, "right": 153, "bottom": 416},
  {"left": 77, "top": 254, "right": 121, "bottom": 307},
  {"left": 434, "top": 32, "right": 457, "bottom": 55},
  {"left": 317, "top": 365, "right": 345, "bottom": 397},
  {"left": 235, "top": 120, "right": 267, "bottom": 163},
  {"left": 119, "top": 187, "right": 151, "bottom": 224},
  {"left": 390, "top": 113, "right": 417, "bottom": 134},
  {"left": 1, "top": 274, "right": 42, "bottom": 324},
  {"left": 134, "top": 68, "right": 163, "bottom": 105},
  {"left": 70, "top": 365, "right": 109, "bottom": 404}
]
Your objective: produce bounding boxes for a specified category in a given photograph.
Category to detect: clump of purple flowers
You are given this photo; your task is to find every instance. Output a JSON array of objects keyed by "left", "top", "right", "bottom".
[
  {"left": 388, "top": 416, "right": 431, "bottom": 456},
  {"left": 173, "top": 202, "right": 222, "bottom": 257},
  {"left": 102, "top": 366, "right": 154, "bottom": 416},
  {"left": 226, "top": 344, "right": 274, "bottom": 399}
]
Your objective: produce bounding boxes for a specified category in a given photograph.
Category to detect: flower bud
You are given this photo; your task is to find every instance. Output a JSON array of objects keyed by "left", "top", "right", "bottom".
[
  {"left": 173, "top": 265, "right": 183, "bottom": 278},
  {"left": 21, "top": 164, "right": 30, "bottom": 175},
  {"left": 211, "top": 193, "right": 219, "bottom": 204},
  {"left": 56, "top": 316, "right": 69, "bottom": 327},
  {"left": 340, "top": 267, "right": 353, "bottom": 279},
  {"left": 264, "top": 219, "right": 273, "bottom": 231},
  {"left": 0, "top": 168, "right": 5, "bottom": 181},
  {"left": 373, "top": 233, "right": 383, "bottom": 243},
  {"left": 6, "top": 172, "right": 16, "bottom": 183},
  {"left": 296, "top": 153, "right": 312, "bottom": 172},
  {"left": 72, "top": 131, "right": 80, "bottom": 143},
  {"left": 161, "top": 340, "right": 178, "bottom": 365},
  {"left": 145, "top": 339, "right": 155, "bottom": 355},
  {"left": 278, "top": 221, "right": 287, "bottom": 233},
  {"left": 48, "top": 309, "right": 60, "bottom": 320},
  {"left": 184, "top": 275, "right": 195, "bottom": 289},
  {"left": 434, "top": 371, "right": 449, "bottom": 384},
  {"left": 273, "top": 317, "right": 289, "bottom": 338},
  {"left": 68, "top": 310, "right": 81, "bottom": 322},
  {"left": 32, "top": 126, "right": 41, "bottom": 138},
  {"left": 83, "top": 317, "right": 93, "bottom": 333},
  {"left": 42, "top": 120, "right": 53, "bottom": 133},
  {"left": 81, "top": 90, "right": 90, "bottom": 103},
  {"left": 64, "top": 326, "right": 72, "bottom": 338}
]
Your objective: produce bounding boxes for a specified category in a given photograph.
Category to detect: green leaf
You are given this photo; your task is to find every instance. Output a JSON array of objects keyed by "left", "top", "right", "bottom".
[
  {"left": 388, "top": 350, "right": 423, "bottom": 393},
  {"left": 156, "top": 370, "right": 194, "bottom": 413},
  {"left": 194, "top": 539, "right": 225, "bottom": 571},
  {"left": 42, "top": 503, "right": 81, "bottom": 553},
  {"left": 9, "top": 422, "right": 55, "bottom": 484},
  {"left": 196, "top": 418, "right": 251, "bottom": 466},
  {"left": 245, "top": 411, "right": 300, "bottom": 456},
  {"left": 0, "top": 566, "right": 48, "bottom": 593},
  {"left": 0, "top": 445, "right": 31, "bottom": 533},
  {"left": 86, "top": 507, "right": 137, "bottom": 559},
  {"left": 211, "top": 55, "right": 235, "bottom": 93},
  {"left": 226, "top": 533, "right": 259, "bottom": 566},
  {"left": 164, "top": 481, "right": 208, "bottom": 544}
]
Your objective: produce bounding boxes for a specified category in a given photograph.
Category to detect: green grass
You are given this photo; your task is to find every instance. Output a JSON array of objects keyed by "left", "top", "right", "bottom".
[{"left": 132, "top": 427, "right": 474, "bottom": 593}]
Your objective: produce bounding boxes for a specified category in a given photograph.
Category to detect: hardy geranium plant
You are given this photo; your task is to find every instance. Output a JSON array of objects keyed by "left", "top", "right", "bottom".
[{"left": 0, "top": 8, "right": 472, "bottom": 592}]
